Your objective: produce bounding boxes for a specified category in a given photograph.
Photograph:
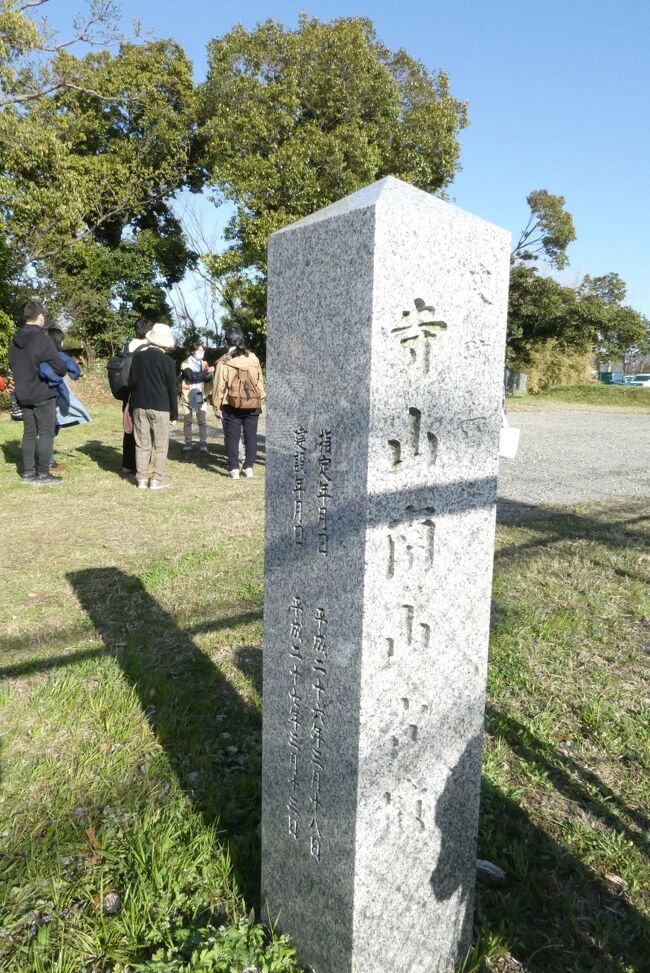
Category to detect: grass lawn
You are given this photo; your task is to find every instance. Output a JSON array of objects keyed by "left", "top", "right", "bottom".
[
  {"left": 1, "top": 386, "right": 648, "bottom": 972},
  {"left": 509, "top": 383, "right": 650, "bottom": 411}
]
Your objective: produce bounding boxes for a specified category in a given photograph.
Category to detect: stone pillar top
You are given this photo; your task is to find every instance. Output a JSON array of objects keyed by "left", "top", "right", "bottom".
[{"left": 271, "top": 175, "right": 511, "bottom": 243}]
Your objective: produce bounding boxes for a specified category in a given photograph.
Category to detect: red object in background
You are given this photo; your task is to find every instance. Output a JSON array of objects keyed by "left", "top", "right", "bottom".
[{"left": 0, "top": 375, "right": 5, "bottom": 392}]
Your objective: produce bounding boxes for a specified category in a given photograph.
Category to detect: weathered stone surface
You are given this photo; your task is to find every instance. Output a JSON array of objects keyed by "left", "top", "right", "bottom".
[{"left": 262, "top": 176, "right": 510, "bottom": 973}]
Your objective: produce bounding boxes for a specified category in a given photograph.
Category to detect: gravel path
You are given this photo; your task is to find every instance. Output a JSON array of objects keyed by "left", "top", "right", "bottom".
[
  {"left": 177, "top": 409, "right": 647, "bottom": 508},
  {"left": 497, "top": 408, "right": 650, "bottom": 506}
]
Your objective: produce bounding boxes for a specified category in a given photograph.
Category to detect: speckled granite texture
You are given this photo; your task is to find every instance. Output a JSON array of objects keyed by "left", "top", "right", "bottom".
[{"left": 262, "top": 177, "right": 511, "bottom": 973}]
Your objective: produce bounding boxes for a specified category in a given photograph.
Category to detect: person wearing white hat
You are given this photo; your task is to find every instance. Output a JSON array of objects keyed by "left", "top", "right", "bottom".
[{"left": 128, "top": 322, "right": 178, "bottom": 490}]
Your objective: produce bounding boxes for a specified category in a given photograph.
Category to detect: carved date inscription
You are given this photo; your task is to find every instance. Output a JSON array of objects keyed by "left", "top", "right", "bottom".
[{"left": 284, "top": 597, "right": 330, "bottom": 862}]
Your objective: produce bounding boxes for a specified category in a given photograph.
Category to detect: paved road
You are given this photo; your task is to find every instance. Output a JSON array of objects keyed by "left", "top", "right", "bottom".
[{"left": 498, "top": 408, "right": 650, "bottom": 506}]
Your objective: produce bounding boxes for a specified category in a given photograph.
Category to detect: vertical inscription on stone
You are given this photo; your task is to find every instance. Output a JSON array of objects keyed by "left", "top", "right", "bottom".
[
  {"left": 293, "top": 426, "right": 307, "bottom": 545},
  {"left": 287, "top": 597, "right": 305, "bottom": 839},
  {"left": 285, "top": 598, "right": 331, "bottom": 861},
  {"left": 318, "top": 430, "right": 333, "bottom": 555},
  {"left": 309, "top": 607, "right": 328, "bottom": 862}
]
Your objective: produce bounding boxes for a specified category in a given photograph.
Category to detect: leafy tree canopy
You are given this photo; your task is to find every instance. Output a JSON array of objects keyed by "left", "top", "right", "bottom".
[
  {"left": 0, "top": 0, "right": 121, "bottom": 108},
  {"left": 508, "top": 262, "right": 648, "bottom": 370},
  {"left": 508, "top": 188, "right": 583, "bottom": 367},
  {"left": 1, "top": 3, "right": 201, "bottom": 356},
  {"left": 198, "top": 14, "right": 468, "bottom": 346},
  {"left": 507, "top": 265, "right": 592, "bottom": 366},
  {"left": 577, "top": 275, "right": 649, "bottom": 369},
  {"left": 577, "top": 272, "right": 626, "bottom": 306},
  {"left": 511, "top": 189, "right": 576, "bottom": 271}
]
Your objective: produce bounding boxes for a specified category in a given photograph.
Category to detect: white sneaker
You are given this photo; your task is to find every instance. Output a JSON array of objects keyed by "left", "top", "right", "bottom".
[
  {"left": 241, "top": 468, "right": 254, "bottom": 478},
  {"left": 136, "top": 478, "right": 149, "bottom": 489},
  {"left": 228, "top": 469, "right": 240, "bottom": 479},
  {"left": 199, "top": 445, "right": 208, "bottom": 453},
  {"left": 183, "top": 444, "right": 193, "bottom": 452}
]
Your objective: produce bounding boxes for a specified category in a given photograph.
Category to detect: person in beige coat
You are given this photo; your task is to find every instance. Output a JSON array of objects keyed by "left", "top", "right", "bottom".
[{"left": 212, "top": 327, "right": 265, "bottom": 479}]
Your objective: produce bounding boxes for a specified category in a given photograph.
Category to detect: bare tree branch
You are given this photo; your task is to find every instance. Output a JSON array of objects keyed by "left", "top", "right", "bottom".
[
  {"left": 0, "top": 82, "right": 65, "bottom": 107},
  {"left": 512, "top": 214, "right": 539, "bottom": 257},
  {"left": 1, "top": 0, "right": 122, "bottom": 106},
  {"left": 16, "top": 0, "right": 48, "bottom": 13},
  {"left": 27, "top": 171, "right": 187, "bottom": 264}
]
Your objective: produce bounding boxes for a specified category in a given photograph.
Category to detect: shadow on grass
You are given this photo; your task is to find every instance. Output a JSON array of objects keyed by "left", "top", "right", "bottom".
[
  {"left": 65, "top": 567, "right": 263, "bottom": 906},
  {"left": 476, "top": 775, "right": 650, "bottom": 972},
  {"left": 2, "top": 437, "right": 21, "bottom": 471},
  {"left": 171, "top": 438, "right": 231, "bottom": 476},
  {"left": 77, "top": 440, "right": 123, "bottom": 475},
  {"left": 487, "top": 706, "right": 650, "bottom": 850},
  {"left": 78, "top": 436, "right": 266, "bottom": 478},
  {"left": 3, "top": 497, "right": 645, "bottom": 968},
  {"left": 497, "top": 499, "right": 650, "bottom": 555},
  {"left": 180, "top": 432, "right": 267, "bottom": 474}
]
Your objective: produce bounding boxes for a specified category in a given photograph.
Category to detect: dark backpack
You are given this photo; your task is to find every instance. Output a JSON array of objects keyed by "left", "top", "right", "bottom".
[{"left": 107, "top": 345, "right": 133, "bottom": 401}]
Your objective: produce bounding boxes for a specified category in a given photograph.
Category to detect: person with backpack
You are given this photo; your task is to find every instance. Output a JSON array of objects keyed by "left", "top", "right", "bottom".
[
  {"left": 212, "top": 326, "right": 265, "bottom": 479},
  {"left": 8, "top": 300, "right": 68, "bottom": 485},
  {"left": 107, "top": 318, "right": 152, "bottom": 474},
  {"left": 180, "top": 341, "right": 215, "bottom": 453},
  {"left": 128, "top": 322, "right": 178, "bottom": 490}
]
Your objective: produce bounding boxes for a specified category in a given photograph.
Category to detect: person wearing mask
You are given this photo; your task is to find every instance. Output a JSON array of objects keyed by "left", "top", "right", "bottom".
[
  {"left": 212, "top": 326, "right": 265, "bottom": 479},
  {"left": 180, "top": 341, "right": 215, "bottom": 453},
  {"left": 8, "top": 301, "right": 68, "bottom": 485},
  {"left": 128, "top": 322, "right": 178, "bottom": 490}
]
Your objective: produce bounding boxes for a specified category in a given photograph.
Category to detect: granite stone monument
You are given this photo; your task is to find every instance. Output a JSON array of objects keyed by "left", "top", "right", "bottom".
[{"left": 262, "top": 177, "right": 511, "bottom": 973}]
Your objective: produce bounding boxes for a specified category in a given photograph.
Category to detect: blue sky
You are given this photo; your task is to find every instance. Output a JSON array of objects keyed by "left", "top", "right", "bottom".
[{"left": 47, "top": 0, "right": 650, "bottom": 316}]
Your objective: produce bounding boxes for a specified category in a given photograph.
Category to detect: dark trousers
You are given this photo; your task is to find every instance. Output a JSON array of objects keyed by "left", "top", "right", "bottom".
[
  {"left": 221, "top": 406, "right": 258, "bottom": 470},
  {"left": 122, "top": 400, "right": 136, "bottom": 471},
  {"left": 21, "top": 398, "right": 57, "bottom": 475}
]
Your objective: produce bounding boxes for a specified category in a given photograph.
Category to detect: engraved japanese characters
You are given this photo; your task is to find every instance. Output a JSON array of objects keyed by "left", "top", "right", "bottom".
[{"left": 263, "top": 177, "right": 510, "bottom": 973}]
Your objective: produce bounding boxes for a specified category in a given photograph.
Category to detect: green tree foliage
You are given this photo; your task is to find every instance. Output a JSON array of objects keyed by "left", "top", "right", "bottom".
[
  {"left": 508, "top": 263, "right": 649, "bottom": 371},
  {"left": 0, "top": 1, "right": 121, "bottom": 108},
  {"left": 507, "top": 265, "right": 598, "bottom": 366},
  {"left": 578, "top": 274, "right": 649, "bottom": 371},
  {"left": 511, "top": 189, "right": 576, "bottom": 271},
  {"left": 0, "top": 306, "right": 12, "bottom": 369},
  {"left": 577, "top": 272, "right": 627, "bottom": 306},
  {"left": 198, "top": 15, "right": 468, "bottom": 345},
  {"left": 508, "top": 189, "right": 585, "bottom": 366},
  {"left": 0, "top": 223, "right": 28, "bottom": 367},
  {"left": 1, "top": 3, "right": 200, "bottom": 356}
]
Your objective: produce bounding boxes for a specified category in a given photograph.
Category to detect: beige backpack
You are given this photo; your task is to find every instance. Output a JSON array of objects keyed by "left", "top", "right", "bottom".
[{"left": 223, "top": 356, "right": 263, "bottom": 409}]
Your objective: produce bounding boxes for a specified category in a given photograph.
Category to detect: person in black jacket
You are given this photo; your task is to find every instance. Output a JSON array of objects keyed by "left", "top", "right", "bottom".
[
  {"left": 128, "top": 322, "right": 178, "bottom": 490},
  {"left": 121, "top": 317, "right": 153, "bottom": 475},
  {"left": 8, "top": 301, "right": 68, "bottom": 485}
]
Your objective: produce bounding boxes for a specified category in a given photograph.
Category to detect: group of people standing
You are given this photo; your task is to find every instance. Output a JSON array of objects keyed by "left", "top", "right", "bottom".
[
  {"left": 7, "top": 301, "right": 265, "bottom": 488},
  {"left": 122, "top": 320, "right": 265, "bottom": 489}
]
